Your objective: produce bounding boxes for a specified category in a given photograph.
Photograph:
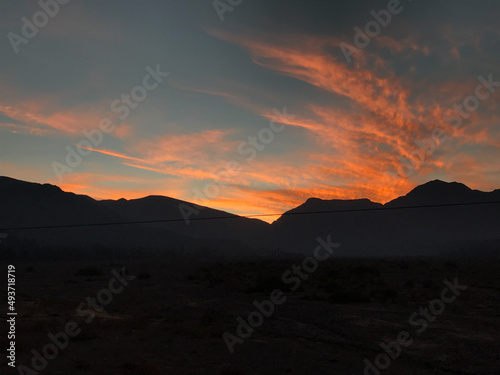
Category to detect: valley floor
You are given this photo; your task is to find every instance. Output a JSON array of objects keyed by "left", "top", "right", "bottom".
[{"left": 1, "top": 255, "right": 499, "bottom": 375}]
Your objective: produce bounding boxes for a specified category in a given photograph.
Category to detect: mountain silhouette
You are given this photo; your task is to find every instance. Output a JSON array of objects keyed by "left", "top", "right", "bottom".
[
  {"left": 100, "top": 195, "right": 270, "bottom": 247},
  {"left": 0, "top": 176, "right": 498, "bottom": 257},
  {"left": 273, "top": 179, "right": 500, "bottom": 256},
  {"left": 0, "top": 176, "right": 264, "bottom": 254},
  {"left": 386, "top": 179, "right": 500, "bottom": 206}
]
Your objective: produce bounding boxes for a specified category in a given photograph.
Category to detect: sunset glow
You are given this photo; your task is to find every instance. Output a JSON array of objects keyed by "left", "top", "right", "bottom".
[{"left": 1, "top": 1, "right": 499, "bottom": 220}]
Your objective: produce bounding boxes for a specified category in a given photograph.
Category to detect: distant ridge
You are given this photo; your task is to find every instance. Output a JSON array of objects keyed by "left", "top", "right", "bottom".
[
  {"left": 272, "top": 179, "right": 500, "bottom": 256},
  {"left": 0, "top": 176, "right": 499, "bottom": 257}
]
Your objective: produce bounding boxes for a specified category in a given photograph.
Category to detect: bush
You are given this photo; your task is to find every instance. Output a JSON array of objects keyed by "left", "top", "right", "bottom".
[
  {"left": 329, "top": 289, "right": 369, "bottom": 304},
  {"left": 137, "top": 271, "right": 151, "bottom": 280},
  {"left": 220, "top": 366, "right": 246, "bottom": 375},
  {"left": 325, "top": 279, "right": 341, "bottom": 293},
  {"left": 75, "top": 266, "right": 102, "bottom": 276},
  {"left": 380, "top": 287, "right": 398, "bottom": 300},
  {"left": 423, "top": 279, "right": 437, "bottom": 289},
  {"left": 246, "top": 274, "right": 283, "bottom": 293}
]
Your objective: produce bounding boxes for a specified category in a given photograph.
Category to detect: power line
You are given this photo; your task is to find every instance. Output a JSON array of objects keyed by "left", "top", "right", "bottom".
[{"left": 0, "top": 200, "right": 499, "bottom": 232}]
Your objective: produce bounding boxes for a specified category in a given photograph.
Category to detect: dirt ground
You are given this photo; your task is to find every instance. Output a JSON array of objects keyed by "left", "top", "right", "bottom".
[{"left": 1, "top": 255, "right": 499, "bottom": 375}]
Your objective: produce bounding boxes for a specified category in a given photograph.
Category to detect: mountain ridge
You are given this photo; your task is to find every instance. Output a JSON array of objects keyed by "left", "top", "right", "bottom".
[{"left": 1, "top": 176, "right": 499, "bottom": 257}]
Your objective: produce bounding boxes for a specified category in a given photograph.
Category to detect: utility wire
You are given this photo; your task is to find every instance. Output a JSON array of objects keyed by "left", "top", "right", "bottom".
[{"left": 0, "top": 200, "right": 499, "bottom": 232}]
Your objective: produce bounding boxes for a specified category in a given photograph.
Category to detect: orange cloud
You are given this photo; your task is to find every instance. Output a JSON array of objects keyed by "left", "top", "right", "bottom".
[
  {"left": 209, "top": 30, "right": 416, "bottom": 124},
  {"left": 77, "top": 146, "right": 147, "bottom": 163},
  {"left": 31, "top": 29, "right": 495, "bottom": 220},
  {"left": 131, "top": 129, "right": 236, "bottom": 164},
  {"left": 0, "top": 93, "right": 131, "bottom": 137}
]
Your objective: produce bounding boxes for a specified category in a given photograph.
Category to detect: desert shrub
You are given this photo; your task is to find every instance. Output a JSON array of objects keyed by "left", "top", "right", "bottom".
[
  {"left": 326, "top": 267, "right": 339, "bottom": 277},
  {"left": 351, "top": 265, "right": 382, "bottom": 276},
  {"left": 246, "top": 273, "right": 283, "bottom": 293},
  {"left": 137, "top": 271, "right": 151, "bottom": 280},
  {"left": 199, "top": 269, "right": 224, "bottom": 286},
  {"left": 329, "top": 289, "right": 369, "bottom": 304},
  {"left": 379, "top": 287, "right": 398, "bottom": 300},
  {"left": 423, "top": 279, "right": 438, "bottom": 289},
  {"left": 325, "top": 279, "right": 342, "bottom": 293},
  {"left": 201, "top": 310, "right": 223, "bottom": 327},
  {"left": 220, "top": 366, "right": 246, "bottom": 375},
  {"left": 118, "top": 362, "right": 162, "bottom": 375},
  {"left": 302, "top": 292, "right": 325, "bottom": 301},
  {"left": 398, "top": 260, "right": 410, "bottom": 269},
  {"left": 444, "top": 260, "right": 457, "bottom": 268},
  {"left": 75, "top": 266, "right": 102, "bottom": 276},
  {"left": 368, "top": 287, "right": 399, "bottom": 302}
]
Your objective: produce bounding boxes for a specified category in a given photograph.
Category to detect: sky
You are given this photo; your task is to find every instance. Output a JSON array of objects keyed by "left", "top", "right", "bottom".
[{"left": 1, "top": 0, "right": 499, "bottom": 221}]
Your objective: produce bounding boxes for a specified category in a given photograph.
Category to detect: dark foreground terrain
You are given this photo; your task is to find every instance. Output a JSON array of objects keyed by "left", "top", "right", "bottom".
[{"left": 1, "top": 253, "right": 499, "bottom": 375}]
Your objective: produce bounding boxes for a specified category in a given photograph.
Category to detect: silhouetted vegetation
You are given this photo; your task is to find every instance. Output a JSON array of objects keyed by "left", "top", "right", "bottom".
[{"left": 75, "top": 266, "right": 103, "bottom": 277}]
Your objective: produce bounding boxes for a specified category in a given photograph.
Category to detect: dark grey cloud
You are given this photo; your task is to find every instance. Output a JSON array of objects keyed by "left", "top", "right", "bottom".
[{"left": 0, "top": 111, "right": 24, "bottom": 125}]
